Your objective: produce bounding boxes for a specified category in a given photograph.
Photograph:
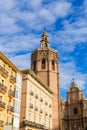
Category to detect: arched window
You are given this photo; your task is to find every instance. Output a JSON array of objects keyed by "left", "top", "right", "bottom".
[
  {"left": 34, "top": 61, "right": 36, "bottom": 71},
  {"left": 74, "top": 107, "right": 78, "bottom": 115},
  {"left": 42, "top": 59, "right": 45, "bottom": 69},
  {"left": 52, "top": 60, "right": 55, "bottom": 70}
]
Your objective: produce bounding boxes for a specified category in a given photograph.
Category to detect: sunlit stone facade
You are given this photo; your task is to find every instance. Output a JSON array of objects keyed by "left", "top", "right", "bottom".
[
  {"left": 31, "top": 29, "right": 60, "bottom": 130},
  {"left": 0, "top": 52, "right": 22, "bottom": 130},
  {"left": 61, "top": 81, "right": 87, "bottom": 130},
  {"left": 20, "top": 69, "right": 52, "bottom": 130}
]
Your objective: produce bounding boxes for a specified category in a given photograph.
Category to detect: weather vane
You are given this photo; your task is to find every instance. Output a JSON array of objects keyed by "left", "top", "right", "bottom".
[{"left": 72, "top": 78, "right": 74, "bottom": 82}]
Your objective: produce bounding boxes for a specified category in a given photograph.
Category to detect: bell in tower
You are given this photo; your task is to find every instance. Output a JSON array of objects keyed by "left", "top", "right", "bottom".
[
  {"left": 40, "top": 28, "right": 50, "bottom": 49},
  {"left": 31, "top": 29, "right": 60, "bottom": 130}
]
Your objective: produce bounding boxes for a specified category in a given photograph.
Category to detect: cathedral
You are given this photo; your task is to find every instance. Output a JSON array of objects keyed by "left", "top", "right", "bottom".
[{"left": 61, "top": 80, "right": 87, "bottom": 130}]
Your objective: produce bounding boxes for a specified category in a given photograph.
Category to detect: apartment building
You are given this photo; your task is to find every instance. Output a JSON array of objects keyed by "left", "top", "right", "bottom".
[
  {"left": 0, "top": 52, "right": 22, "bottom": 130},
  {"left": 20, "top": 69, "right": 53, "bottom": 130}
]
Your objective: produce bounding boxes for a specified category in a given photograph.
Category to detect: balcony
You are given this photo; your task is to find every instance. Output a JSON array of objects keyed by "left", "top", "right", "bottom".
[
  {"left": 44, "top": 126, "right": 49, "bottom": 130},
  {"left": 35, "top": 94, "right": 38, "bottom": 99},
  {"left": 7, "top": 105, "right": 14, "bottom": 112},
  {"left": 29, "top": 103, "right": 33, "bottom": 109},
  {"left": 23, "top": 120, "right": 46, "bottom": 129},
  {"left": 0, "top": 83, "right": 7, "bottom": 94},
  {"left": 45, "top": 101, "right": 48, "bottom": 105},
  {"left": 8, "top": 89, "right": 15, "bottom": 97},
  {"left": 34, "top": 106, "right": 38, "bottom": 111},
  {"left": 0, "top": 65, "right": 2, "bottom": 72},
  {"left": 45, "top": 112, "right": 48, "bottom": 116},
  {"left": 40, "top": 97, "right": 43, "bottom": 102},
  {"left": 10, "top": 75, "right": 16, "bottom": 83},
  {"left": 30, "top": 90, "right": 34, "bottom": 96},
  {"left": 49, "top": 104, "right": 52, "bottom": 108},
  {"left": 40, "top": 109, "right": 43, "bottom": 113},
  {"left": 49, "top": 114, "right": 52, "bottom": 118},
  {"left": 0, "top": 120, "right": 4, "bottom": 127},
  {"left": 0, "top": 101, "right": 5, "bottom": 110},
  {"left": 0, "top": 65, "right": 8, "bottom": 78}
]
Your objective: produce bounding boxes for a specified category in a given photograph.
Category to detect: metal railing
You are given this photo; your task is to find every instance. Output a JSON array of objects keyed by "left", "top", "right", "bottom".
[
  {"left": 0, "top": 101, "right": 5, "bottom": 109},
  {"left": 0, "top": 120, "right": 4, "bottom": 127},
  {"left": 0, "top": 65, "right": 8, "bottom": 77},
  {"left": 7, "top": 105, "right": 14, "bottom": 112},
  {"left": 10, "top": 75, "right": 16, "bottom": 83},
  {"left": 0, "top": 83, "right": 7, "bottom": 93},
  {"left": 8, "top": 89, "right": 15, "bottom": 97},
  {"left": 29, "top": 103, "right": 33, "bottom": 108}
]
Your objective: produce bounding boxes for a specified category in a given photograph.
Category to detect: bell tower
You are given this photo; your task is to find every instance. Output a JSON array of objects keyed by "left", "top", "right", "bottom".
[{"left": 31, "top": 29, "right": 60, "bottom": 130}]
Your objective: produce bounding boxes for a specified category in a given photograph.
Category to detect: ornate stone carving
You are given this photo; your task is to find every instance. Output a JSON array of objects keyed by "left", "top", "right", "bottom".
[
  {"left": 48, "top": 52, "right": 58, "bottom": 63},
  {"left": 61, "top": 82, "right": 86, "bottom": 130},
  {"left": 37, "top": 51, "right": 48, "bottom": 61}
]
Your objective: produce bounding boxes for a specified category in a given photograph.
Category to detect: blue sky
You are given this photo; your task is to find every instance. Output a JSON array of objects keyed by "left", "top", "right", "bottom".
[{"left": 0, "top": 0, "right": 87, "bottom": 99}]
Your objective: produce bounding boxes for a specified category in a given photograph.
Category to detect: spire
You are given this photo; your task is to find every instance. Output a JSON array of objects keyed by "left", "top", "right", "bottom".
[
  {"left": 71, "top": 78, "right": 76, "bottom": 88},
  {"left": 72, "top": 78, "right": 74, "bottom": 83},
  {"left": 42, "top": 28, "right": 48, "bottom": 41},
  {"left": 42, "top": 27, "right": 47, "bottom": 36},
  {"left": 44, "top": 27, "right": 46, "bottom": 31},
  {"left": 40, "top": 28, "right": 50, "bottom": 49}
]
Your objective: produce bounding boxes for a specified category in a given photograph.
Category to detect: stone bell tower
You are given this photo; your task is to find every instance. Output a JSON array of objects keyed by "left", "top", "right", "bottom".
[{"left": 31, "top": 29, "right": 60, "bottom": 130}]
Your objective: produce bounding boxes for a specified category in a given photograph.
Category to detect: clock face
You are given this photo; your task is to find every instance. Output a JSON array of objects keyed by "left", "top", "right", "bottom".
[{"left": 74, "top": 107, "right": 78, "bottom": 114}]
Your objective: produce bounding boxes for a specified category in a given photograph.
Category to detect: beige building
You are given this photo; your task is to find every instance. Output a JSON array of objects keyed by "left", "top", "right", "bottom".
[
  {"left": 31, "top": 29, "right": 60, "bottom": 130},
  {"left": 20, "top": 69, "right": 53, "bottom": 130},
  {"left": 61, "top": 81, "right": 87, "bottom": 130},
  {"left": 0, "top": 52, "right": 22, "bottom": 130}
]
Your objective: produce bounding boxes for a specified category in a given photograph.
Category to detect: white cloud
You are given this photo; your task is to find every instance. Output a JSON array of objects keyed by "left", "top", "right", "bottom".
[
  {"left": 38, "top": 8, "right": 55, "bottom": 24},
  {"left": 0, "top": 0, "right": 72, "bottom": 35},
  {"left": 59, "top": 61, "right": 87, "bottom": 91},
  {"left": 49, "top": 17, "right": 87, "bottom": 53},
  {"left": 27, "top": 0, "right": 42, "bottom": 9},
  {"left": 10, "top": 0, "right": 71, "bottom": 30},
  {"left": 10, "top": 53, "right": 31, "bottom": 69},
  {"left": 83, "top": 0, "right": 87, "bottom": 15},
  {"left": 0, "top": 34, "right": 40, "bottom": 55},
  {"left": 50, "top": 1, "right": 71, "bottom": 18},
  {"left": 0, "top": 0, "right": 87, "bottom": 98},
  {"left": 0, "top": 14, "right": 22, "bottom": 35},
  {"left": 0, "top": 0, "right": 15, "bottom": 11}
]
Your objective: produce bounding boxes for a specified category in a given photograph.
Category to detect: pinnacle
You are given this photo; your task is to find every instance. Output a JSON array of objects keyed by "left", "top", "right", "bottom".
[
  {"left": 42, "top": 27, "right": 48, "bottom": 37},
  {"left": 71, "top": 78, "right": 76, "bottom": 87}
]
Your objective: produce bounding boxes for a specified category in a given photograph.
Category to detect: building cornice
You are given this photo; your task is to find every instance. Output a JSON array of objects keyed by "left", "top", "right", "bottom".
[
  {"left": 21, "top": 69, "right": 53, "bottom": 94},
  {"left": 0, "top": 52, "right": 23, "bottom": 76},
  {"left": 31, "top": 47, "right": 58, "bottom": 54}
]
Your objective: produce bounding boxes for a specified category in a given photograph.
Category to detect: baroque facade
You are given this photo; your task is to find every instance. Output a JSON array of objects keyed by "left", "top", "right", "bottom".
[{"left": 61, "top": 81, "right": 87, "bottom": 130}]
